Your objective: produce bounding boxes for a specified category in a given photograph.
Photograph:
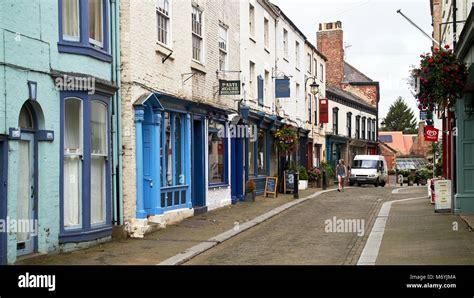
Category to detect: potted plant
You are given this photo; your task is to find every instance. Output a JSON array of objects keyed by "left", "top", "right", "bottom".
[
  {"left": 245, "top": 180, "right": 256, "bottom": 201},
  {"left": 320, "top": 161, "right": 335, "bottom": 186},
  {"left": 308, "top": 167, "right": 322, "bottom": 188},
  {"left": 298, "top": 166, "right": 309, "bottom": 190}
]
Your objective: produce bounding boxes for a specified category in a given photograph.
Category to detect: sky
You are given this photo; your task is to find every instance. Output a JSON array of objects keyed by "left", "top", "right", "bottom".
[{"left": 271, "top": 0, "right": 433, "bottom": 121}]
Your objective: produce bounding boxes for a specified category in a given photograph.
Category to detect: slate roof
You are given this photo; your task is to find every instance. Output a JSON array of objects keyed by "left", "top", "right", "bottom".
[{"left": 343, "top": 62, "right": 373, "bottom": 83}]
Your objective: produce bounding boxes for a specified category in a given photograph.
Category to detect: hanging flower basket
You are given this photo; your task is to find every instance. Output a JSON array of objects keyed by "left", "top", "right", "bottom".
[
  {"left": 410, "top": 45, "right": 468, "bottom": 111},
  {"left": 272, "top": 125, "right": 297, "bottom": 154}
]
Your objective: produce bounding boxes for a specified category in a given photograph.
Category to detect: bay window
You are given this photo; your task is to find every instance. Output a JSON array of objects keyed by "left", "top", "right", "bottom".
[
  {"left": 59, "top": 0, "right": 110, "bottom": 61},
  {"left": 61, "top": 92, "right": 111, "bottom": 241}
]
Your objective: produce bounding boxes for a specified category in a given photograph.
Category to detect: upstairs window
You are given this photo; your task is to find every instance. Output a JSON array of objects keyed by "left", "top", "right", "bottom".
[
  {"left": 347, "top": 112, "right": 352, "bottom": 138},
  {"left": 157, "top": 0, "right": 170, "bottom": 45},
  {"left": 218, "top": 24, "right": 228, "bottom": 71},
  {"left": 62, "top": 0, "right": 80, "bottom": 41},
  {"left": 308, "top": 94, "right": 312, "bottom": 123},
  {"left": 333, "top": 107, "right": 339, "bottom": 135},
  {"left": 249, "top": 4, "right": 255, "bottom": 38},
  {"left": 283, "top": 29, "right": 288, "bottom": 59},
  {"left": 295, "top": 41, "right": 300, "bottom": 68},
  {"left": 264, "top": 18, "right": 269, "bottom": 48},
  {"left": 355, "top": 116, "right": 360, "bottom": 139},
  {"left": 362, "top": 117, "right": 366, "bottom": 140},
  {"left": 88, "top": 0, "right": 103, "bottom": 47},
  {"left": 307, "top": 53, "right": 311, "bottom": 73},
  {"left": 192, "top": 6, "right": 203, "bottom": 62},
  {"left": 59, "top": 0, "right": 110, "bottom": 61}
]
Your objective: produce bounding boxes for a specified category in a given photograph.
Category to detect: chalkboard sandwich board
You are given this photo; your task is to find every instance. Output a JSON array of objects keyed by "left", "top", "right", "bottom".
[
  {"left": 284, "top": 171, "right": 295, "bottom": 194},
  {"left": 264, "top": 177, "right": 278, "bottom": 198}
]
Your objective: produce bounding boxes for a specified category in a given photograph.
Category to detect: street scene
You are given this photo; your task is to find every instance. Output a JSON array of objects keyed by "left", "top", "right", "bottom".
[{"left": 0, "top": 0, "right": 473, "bottom": 272}]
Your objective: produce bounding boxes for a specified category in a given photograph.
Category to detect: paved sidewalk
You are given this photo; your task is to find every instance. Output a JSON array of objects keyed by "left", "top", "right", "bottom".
[
  {"left": 376, "top": 197, "right": 474, "bottom": 265},
  {"left": 16, "top": 188, "right": 322, "bottom": 265}
]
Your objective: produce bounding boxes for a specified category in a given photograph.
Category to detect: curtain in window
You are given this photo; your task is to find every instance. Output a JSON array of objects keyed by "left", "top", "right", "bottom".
[
  {"left": 88, "top": 0, "right": 103, "bottom": 45},
  {"left": 16, "top": 141, "right": 30, "bottom": 242},
  {"left": 64, "top": 156, "right": 81, "bottom": 227},
  {"left": 62, "top": 0, "right": 80, "bottom": 41},
  {"left": 208, "top": 122, "right": 224, "bottom": 183},
  {"left": 90, "top": 101, "right": 107, "bottom": 224},
  {"left": 64, "top": 99, "right": 82, "bottom": 227}
]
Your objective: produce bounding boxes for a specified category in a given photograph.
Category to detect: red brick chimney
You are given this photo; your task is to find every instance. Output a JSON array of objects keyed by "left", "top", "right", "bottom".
[{"left": 317, "top": 21, "right": 344, "bottom": 88}]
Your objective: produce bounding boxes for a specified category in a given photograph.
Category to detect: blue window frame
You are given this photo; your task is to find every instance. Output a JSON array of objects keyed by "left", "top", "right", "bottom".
[
  {"left": 208, "top": 119, "right": 229, "bottom": 186},
  {"left": 58, "top": 0, "right": 111, "bottom": 62},
  {"left": 60, "top": 91, "right": 112, "bottom": 243}
]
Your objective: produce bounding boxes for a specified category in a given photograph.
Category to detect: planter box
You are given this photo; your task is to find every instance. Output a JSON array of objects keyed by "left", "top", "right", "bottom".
[
  {"left": 244, "top": 192, "right": 256, "bottom": 201},
  {"left": 299, "top": 180, "right": 308, "bottom": 190}
]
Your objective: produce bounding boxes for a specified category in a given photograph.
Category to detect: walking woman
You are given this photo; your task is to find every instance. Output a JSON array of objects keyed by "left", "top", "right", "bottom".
[{"left": 336, "top": 159, "right": 347, "bottom": 192}]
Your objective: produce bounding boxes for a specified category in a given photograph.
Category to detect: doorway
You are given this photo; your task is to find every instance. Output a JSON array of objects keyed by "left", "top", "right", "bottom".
[{"left": 192, "top": 119, "right": 206, "bottom": 213}]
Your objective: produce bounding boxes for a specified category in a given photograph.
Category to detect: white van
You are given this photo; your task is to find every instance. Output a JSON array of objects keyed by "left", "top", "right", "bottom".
[{"left": 349, "top": 155, "right": 388, "bottom": 187}]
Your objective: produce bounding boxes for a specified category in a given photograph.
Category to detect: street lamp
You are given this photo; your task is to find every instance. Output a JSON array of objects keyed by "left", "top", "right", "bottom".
[{"left": 310, "top": 80, "right": 319, "bottom": 97}]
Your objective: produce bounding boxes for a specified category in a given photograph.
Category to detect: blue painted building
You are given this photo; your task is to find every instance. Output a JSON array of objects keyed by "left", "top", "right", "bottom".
[{"left": 0, "top": 0, "right": 121, "bottom": 264}]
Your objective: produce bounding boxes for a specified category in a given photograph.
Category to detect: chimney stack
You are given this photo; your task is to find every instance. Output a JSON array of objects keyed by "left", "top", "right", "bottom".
[{"left": 317, "top": 21, "right": 344, "bottom": 88}]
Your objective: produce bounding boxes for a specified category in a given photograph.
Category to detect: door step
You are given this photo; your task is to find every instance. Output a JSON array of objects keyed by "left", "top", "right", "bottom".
[{"left": 193, "top": 206, "right": 208, "bottom": 216}]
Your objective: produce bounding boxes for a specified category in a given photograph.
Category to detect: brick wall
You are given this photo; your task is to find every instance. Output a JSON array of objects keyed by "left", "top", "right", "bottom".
[{"left": 316, "top": 22, "right": 344, "bottom": 89}]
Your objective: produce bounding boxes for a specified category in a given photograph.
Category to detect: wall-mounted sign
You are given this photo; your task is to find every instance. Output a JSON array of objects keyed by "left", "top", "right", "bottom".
[
  {"left": 219, "top": 80, "right": 241, "bottom": 95},
  {"left": 36, "top": 130, "right": 55, "bottom": 142},
  {"left": 8, "top": 128, "right": 21, "bottom": 140},
  {"left": 424, "top": 126, "right": 439, "bottom": 142},
  {"left": 275, "top": 78, "right": 290, "bottom": 98},
  {"left": 319, "top": 98, "right": 329, "bottom": 124}
]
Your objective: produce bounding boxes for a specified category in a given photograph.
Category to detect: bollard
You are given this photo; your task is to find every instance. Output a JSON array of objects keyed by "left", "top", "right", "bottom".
[
  {"left": 293, "top": 172, "right": 299, "bottom": 199},
  {"left": 322, "top": 170, "right": 327, "bottom": 190}
]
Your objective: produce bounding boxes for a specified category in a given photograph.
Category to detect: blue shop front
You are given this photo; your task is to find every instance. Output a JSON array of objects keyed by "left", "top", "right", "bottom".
[{"left": 133, "top": 92, "right": 231, "bottom": 219}]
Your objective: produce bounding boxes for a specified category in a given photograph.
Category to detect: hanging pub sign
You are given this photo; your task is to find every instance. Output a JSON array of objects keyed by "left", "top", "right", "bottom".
[
  {"left": 319, "top": 98, "right": 329, "bottom": 124},
  {"left": 424, "top": 126, "right": 439, "bottom": 142},
  {"left": 219, "top": 80, "right": 241, "bottom": 95},
  {"left": 275, "top": 78, "right": 290, "bottom": 98}
]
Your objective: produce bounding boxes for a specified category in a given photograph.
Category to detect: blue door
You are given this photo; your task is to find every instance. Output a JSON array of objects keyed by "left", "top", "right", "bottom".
[
  {"left": 0, "top": 138, "right": 7, "bottom": 264},
  {"left": 142, "top": 124, "right": 154, "bottom": 215},
  {"left": 192, "top": 119, "right": 206, "bottom": 209}
]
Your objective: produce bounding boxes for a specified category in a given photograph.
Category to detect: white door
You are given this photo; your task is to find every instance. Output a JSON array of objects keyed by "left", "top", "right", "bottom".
[{"left": 16, "top": 132, "right": 35, "bottom": 256}]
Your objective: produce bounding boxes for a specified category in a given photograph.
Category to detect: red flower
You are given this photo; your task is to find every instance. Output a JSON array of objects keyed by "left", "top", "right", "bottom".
[
  {"left": 444, "top": 44, "right": 450, "bottom": 49},
  {"left": 434, "top": 47, "right": 439, "bottom": 52},
  {"left": 428, "top": 58, "right": 434, "bottom": 64}
]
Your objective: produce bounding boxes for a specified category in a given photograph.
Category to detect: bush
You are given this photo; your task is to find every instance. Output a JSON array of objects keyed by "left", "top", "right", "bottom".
[
  {"left": 299, "top": 166, "right": 309, "bottom": 181},
  {"left": 388, "top": 169, "right": 396, "bottom": 175},
  {"left": 245, "top": 180, "right": 255, "bottom": 194},
  {"left": 320, "top": 161, "right": 334, "bottom": 179},
  {"left": 308, "top": 167, "right": 321, "bottom": 182}
]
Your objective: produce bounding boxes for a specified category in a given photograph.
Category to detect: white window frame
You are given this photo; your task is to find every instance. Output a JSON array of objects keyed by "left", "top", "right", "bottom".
[
  {"left": 295, "top": 41, "right": 300, "bottom": 68},
  {"left": 90, "top": 100, "right": 108, "bottom": 226},
  {"left": 64, "top": 97, "right": 84, "bottom": 230},
  {"left": 88, "top": 0, "right": 104, "bottom": 48},
  {"left": 249, "top": 4, "right": 255, "bottom": 38},
  {"left": 264, "top": 18, "right": 269, "bottom": 49},
  {"left": 283, "top": 29, "right": 288, "bottom": 59},
  {"left": 62, "top": 0, "right": 81, "bottom": 42},
  {"left": 192, "top": 5, "right": 204, "bottom": 63},
  {"left": 218, "top": 23, "right": 228, "bottom": 71},
  {"left": 156, "top": 0, "right": 171, "bottom": 46}
]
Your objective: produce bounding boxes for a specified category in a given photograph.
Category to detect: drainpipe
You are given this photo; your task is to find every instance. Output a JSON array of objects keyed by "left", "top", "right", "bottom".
[
  {"left": 110, "top": 0, "right": 123, "bottom": 225},
  {"left": 453, "top": 0, "right": 457, "bottom": 48}
]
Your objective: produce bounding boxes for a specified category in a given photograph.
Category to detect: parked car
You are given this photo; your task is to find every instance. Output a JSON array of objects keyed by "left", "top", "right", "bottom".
[{"left": 349, "top": 155, "right": 388, "bottom": 187}]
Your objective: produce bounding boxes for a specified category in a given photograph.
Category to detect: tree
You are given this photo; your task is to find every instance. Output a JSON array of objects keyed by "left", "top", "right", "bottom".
[{"left": 380, "top": 97, "right": 418, "bottom": 134}]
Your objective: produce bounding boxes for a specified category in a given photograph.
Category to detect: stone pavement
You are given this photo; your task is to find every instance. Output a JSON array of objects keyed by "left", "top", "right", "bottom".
[
  {"left": 15, "top": 188, "right": 321, "bottom": 265},
  {"left": 376, "top": 193, "right": 474, "bottom": 265}
]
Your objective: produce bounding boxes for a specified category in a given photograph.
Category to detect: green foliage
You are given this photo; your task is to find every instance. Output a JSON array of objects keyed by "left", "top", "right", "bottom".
[
  {"left": 299, "top": 166, "right": 309, "bottom": 181},
  {"left": 417, "top": 167, "right": 433, "bottom": 180},
  {"left": 320, "top": 161, "right": 334, "bottom": 179},
  {"left": 272, "top": 125, "right": 297, "bottom": 153},
  {"left": 308, "top": 167, "right": 321, "bottom": 182},
  {"left": 380, "top": 97, "right": 417, "bottom": 134},
  {"left": 411, "top": 45, "right": 468, "bottom": 111}
]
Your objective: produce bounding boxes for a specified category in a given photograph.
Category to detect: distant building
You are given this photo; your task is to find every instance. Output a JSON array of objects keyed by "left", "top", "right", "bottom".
[{"left": 316, "top": 21, "right": 379, "bottom": 169}]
